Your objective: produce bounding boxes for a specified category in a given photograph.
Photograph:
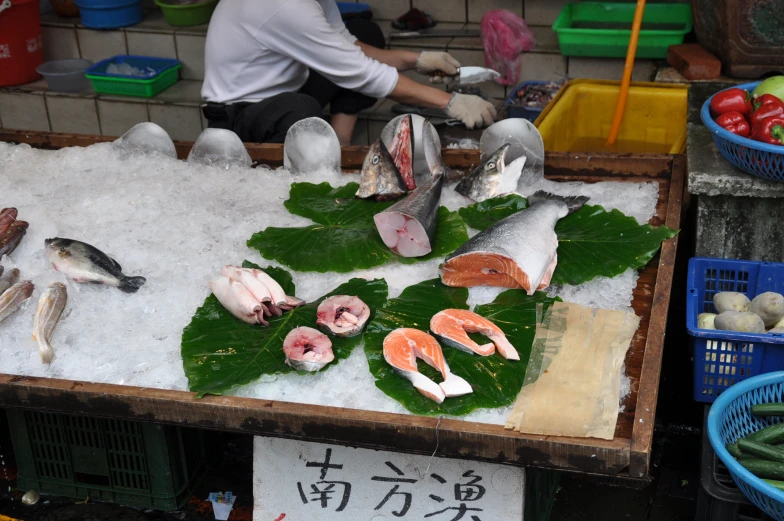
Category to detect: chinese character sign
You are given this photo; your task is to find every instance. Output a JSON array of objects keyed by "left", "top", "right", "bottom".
[{"left": 254, "top": 437, "right": 524, "bottom": 520}]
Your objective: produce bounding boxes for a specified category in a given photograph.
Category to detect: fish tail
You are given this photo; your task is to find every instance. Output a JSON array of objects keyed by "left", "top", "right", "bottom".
[
  {"left": 38, "top": 340, "right": 54, "bottom": 364},
  {"left": 119, "top": 276, "right": 147, "bottom": 293},
  {"left": 528, "top": 191, "right": 588, "bottom": 214}
]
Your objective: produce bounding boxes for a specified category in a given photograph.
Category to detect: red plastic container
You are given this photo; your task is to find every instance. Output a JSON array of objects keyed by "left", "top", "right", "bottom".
[{"left": 0, "top": 0, "right": 44, "bottom": 86}]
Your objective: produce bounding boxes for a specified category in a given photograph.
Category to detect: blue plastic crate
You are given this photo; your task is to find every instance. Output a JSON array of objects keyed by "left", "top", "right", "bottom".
[
  {"left": 505, "top": 81, "right": 549, "bottom": 122},
  {"left": 701, "top": 81, "right": 784, "bottom": 183},
  {"left": 74, "top": 0, "right": 143, "bottom": 29},
  {"left": 708, "top": 372, "right": 784, "bottom": 520},
  {"left": 337, "top": 2, "right": 370, "bottom": 14},
  {"left": 687, "top": 257, "right": 784, "bottom": 403}
]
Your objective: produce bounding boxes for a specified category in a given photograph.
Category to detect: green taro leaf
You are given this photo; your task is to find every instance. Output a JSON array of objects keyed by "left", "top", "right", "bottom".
[
  {"left": 246, "top": 182, "right": 468, "bottom": 273},
  {"left": 364, "top": 278, "right": 556, "bottom": 416},
  {"left": 459, "top": 197, "right": 679, "bottom": 287},
  {"left": 458, "top": 194, "right": 528, "bottom": 231},
  {"left": 552, "top": 205, "right": 679, "bottom": 286},
  {"left": 182, "top": 264, "right": 388, "bottom": 397}
]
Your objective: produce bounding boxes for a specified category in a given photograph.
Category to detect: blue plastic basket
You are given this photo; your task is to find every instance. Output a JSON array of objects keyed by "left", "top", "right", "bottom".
[
  {"left": 701, "top": 81, "right": 784, "bottom": 182},
  {"left": 708, "top": 371, "right": 784, "bottom": 520},
  {"left": 687, "top": 257, "right": 784, "bottom": 403},
  {"left": 505, "top": 81, "right": 549, "bottom": 122},
  {"left": 74, "top": 0, "right": 143, "bottom": 29}
]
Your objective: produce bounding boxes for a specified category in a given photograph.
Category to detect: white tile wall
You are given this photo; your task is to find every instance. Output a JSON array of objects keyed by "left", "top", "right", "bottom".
[
  {"left": 0, "top": 92, "right": 50, "bottom": 131},
  {"left": 46, "top": 95, "right": 101, "bottom": 134}
]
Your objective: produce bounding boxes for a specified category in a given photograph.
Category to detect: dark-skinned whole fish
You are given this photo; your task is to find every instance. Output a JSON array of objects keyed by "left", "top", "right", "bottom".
[
  {"left": 441, "top": 191, "right": 587, "bottom": 295},
  {"left": 0, "top": 208, "right": 18, "bottom": 237},
  {"left": 356, "top": 138, "right": 408, "bottom": 201},
  {"left": 0, "top": 220, "right": 29, "bottom": 258},
  {"left": 373, "top": 172, "right": 444, "bottom": 257},
  {"left": 454, "top": 144, "right": 526, "bottom": 202},
  {"left": 45, "top": 238, "right": 146, "bottom": 293}
]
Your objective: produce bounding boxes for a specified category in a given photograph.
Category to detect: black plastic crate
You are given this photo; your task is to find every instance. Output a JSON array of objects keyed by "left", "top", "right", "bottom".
[
  {"left": 6, "top": 410, "right": 206, "bottom": 510},
  {"left": 696, "top": 405, "right": 770, "bottom": 521}
]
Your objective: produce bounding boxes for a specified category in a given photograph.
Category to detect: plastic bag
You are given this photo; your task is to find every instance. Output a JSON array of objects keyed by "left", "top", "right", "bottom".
[{"left": 480, "top": 9, "right": 537, "bottom": 86}]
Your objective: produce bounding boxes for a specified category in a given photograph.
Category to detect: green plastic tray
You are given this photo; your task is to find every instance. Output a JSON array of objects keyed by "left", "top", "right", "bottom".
[
  {"left": 86, "top": 64, "right": 181, "bottom": 98},
  {"left": 552, "top": 2, "right": 693, "bottom": 59},
  {"left": 155, "top": 0, "right": 218, "bottom": 27}
]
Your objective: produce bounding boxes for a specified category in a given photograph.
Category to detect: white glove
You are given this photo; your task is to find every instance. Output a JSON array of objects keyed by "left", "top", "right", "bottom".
[
  {"left": 444, "top": 93, "right": 497, "bottom": 129},
  {"left": 416, "top": 51, "right": 460, "bottom": 84}
]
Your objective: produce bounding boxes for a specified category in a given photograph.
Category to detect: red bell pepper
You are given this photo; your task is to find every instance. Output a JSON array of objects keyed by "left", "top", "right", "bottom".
[
  {"left": 750, "top": 94, "right": 784, "bottom": 127},
  {"left": 750, "top": 117, "right": 784, "bottom": 145},
  {"left": 710, "top": 88, "right": 753, "bottom": 116},
  {"left": 716, "top": 111, "right": 751, "bottom": 137}
]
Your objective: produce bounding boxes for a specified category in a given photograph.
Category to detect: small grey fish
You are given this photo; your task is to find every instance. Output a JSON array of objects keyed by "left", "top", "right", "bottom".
[
  {"left": 0, "top": 268, "right": 20, "bottom": 295},
  {"left": 33, "top": 282, "right": 67, "bottom": 364},
  {"left": 45, "top": 238, "right": 146, "bottom": 293},
  {"left": 455, "top": 144, "right": 513, "bottom": 202},
  {"left": 441, "top": 191, "right": 587, "bottom": 295},
  {"left": 373, "top": 173, "right": 444, "bottom": 257},
  {"left": 356, "top": 138, "right": 408, "bottom": 201},
  {"left": 0, "top": 280, "right": 34, "bottom": 325}
]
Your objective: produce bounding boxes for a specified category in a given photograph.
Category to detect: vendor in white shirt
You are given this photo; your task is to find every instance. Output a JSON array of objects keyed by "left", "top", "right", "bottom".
[{"left": 201, "top": 0, "right": 496, "bottom": 145}]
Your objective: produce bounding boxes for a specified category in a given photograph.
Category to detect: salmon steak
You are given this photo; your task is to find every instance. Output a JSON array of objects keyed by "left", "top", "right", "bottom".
[
  {"left": 373, "top": 172, "right": 443, "bottom": 258},
  {"left": 430, "top": 309, "right": 519, "bottom": 360},
  {"left": 383, "top": 328, "right": 472, "bottom": 403},
  {"left": 441, "top": 191, "right": 587, "bottom": 295}
]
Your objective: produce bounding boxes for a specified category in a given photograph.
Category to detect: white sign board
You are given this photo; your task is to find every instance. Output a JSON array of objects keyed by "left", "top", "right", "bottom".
[{"left": 253, "top": 436, "right": 525, "bottom": 521}]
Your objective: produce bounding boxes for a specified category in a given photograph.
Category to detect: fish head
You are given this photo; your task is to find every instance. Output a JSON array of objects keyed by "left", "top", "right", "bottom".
[
  {"left": 482, "top": 143, "right": 510, "bottom": 176},
  {"left": 356, "top": 139, "right": 407, "bottom": 200},
  {"left": 45, "top": 238, "right": 73, "bottom": 261}
]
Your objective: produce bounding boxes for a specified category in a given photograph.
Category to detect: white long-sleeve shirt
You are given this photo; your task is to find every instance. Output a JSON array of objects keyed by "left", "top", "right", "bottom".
[{"left": 201, "top": 0, "right": 399, "bottom": 104}]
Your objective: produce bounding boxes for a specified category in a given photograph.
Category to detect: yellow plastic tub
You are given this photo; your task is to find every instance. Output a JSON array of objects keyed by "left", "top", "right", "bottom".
[{"left": 534, "top": 79, "right": 688, "bottom": 154}]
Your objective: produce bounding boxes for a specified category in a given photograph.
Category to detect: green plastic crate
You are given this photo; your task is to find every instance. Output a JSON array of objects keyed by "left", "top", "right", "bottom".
[
  {"left": 86, "top": 64, "right": 181, "bottom": 98},
  {"left": 552, "top": 2, "right": 693, "bottom": 59},
  {"left": 6, "top": 410, "right": 206, "bottom": 510},
  {"left": 155, "top": 0, "right": 218, "bottom": 27}
]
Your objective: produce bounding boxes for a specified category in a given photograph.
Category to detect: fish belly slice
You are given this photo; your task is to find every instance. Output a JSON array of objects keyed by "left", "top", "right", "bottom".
[
  {"left": 374, "top": 212, "right": 432, "bottom": 257},
  {"left": 431, "top": 309, "right": 519, "bottom": 361}
]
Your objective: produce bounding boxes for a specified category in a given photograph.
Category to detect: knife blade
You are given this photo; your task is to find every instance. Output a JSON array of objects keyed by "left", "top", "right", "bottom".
[
  {"left": 389, "top": 28, "right": 481, "bottom": 39},
  {"left": 458, "top": 66, "right": 501, "bottom": 85}
]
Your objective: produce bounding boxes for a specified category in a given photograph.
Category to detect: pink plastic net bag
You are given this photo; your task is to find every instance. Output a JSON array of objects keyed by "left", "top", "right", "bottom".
[{"left": 481, "top": 10, "right": 537, "bottom": 86}]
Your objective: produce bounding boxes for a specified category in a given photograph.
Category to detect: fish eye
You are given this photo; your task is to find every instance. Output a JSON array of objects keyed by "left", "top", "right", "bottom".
[
  {"left": 486, "top": 161, "right": 496, "bottom": 169},
  {"left": 372, "top": 155, "right": 380, "bottom": 165}
]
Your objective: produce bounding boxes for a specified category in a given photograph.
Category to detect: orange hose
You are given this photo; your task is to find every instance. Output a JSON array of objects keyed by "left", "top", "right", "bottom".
[{"left": 606, "top": 0, "right": 646, "bottom": 146}]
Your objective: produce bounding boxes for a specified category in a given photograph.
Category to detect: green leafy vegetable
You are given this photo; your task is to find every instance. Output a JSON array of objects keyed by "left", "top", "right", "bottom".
[
  {"left": 247, "top": 182, "right": 468, "bottom": 273},
  {"left": 458, "top": 196, "right": 679, "bottom": 286},
  {"left": 364, "top": 278, "right": 556, "bottom": 416},
  {"left": 182, "top": 263, "right": 388, "bottom": 397}
]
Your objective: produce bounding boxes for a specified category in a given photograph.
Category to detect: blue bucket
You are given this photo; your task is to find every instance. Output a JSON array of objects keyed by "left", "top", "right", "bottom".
[{"left": 74, "top": 0, "right": 143, "bottom": 29}]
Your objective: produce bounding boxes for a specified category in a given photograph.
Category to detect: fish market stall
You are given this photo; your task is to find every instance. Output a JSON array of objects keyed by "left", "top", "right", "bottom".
[{"left": 0, "top": 126, "right": 683, "bottom": 480}]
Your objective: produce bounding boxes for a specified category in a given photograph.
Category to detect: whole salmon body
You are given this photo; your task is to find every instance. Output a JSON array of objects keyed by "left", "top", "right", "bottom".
[{"left": 441, "top": 192, "right": 587, "bottom": 295}]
